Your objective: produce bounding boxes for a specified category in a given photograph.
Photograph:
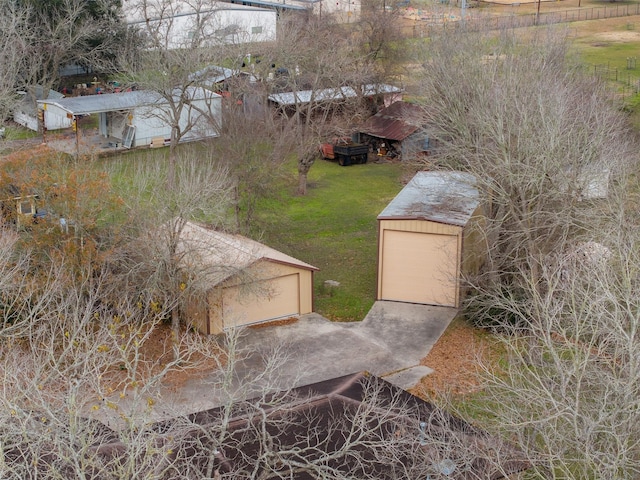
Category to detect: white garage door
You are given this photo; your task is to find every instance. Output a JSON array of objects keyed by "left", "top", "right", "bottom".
[
  {"left": 380, "top": 230, "right": 458, "bottom": 306},
  {"left": 223, "top": 274, "right": 300, "bottom": 327}
]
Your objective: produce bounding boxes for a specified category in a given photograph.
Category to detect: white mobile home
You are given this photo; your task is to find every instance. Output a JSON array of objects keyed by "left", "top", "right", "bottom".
[{"left": 38, "top": 87, "right": 221, "bottom": 148}]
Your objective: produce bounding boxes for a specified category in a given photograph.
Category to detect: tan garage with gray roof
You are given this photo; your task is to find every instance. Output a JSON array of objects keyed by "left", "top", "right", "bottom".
[
  {"left": 376, "top": 171, "right": 483, "bottom": 308},
  {"left": 180, "top": 222, "right": 318, "bottom": 334}
]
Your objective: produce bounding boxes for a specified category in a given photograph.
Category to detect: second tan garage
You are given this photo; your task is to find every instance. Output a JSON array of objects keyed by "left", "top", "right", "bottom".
[{"left": 377, "top": 171, "right": 482, "bottom": 308}]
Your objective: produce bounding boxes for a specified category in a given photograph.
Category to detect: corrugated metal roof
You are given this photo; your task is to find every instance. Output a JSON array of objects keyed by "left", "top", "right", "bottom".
[
  {"left": 378, "top": 171, "right": 479, "bottom": 226},
  {"left": 359, "top": 101, "right": 424, "bottom": 141},
  {"left": 126, "top": 1, "right": 280, "bottom": 23},
  {"left": 216, "top": 0, "right": 310, "bottom": 10},
  {"left": 37, "top": 87, "right": 219, "bottom": 116},
  {"left": 188, "top": 65, "right": 258, "bottom": 88},
  {"left": 268, "top": 84, "right": 402, "bottom": 107},
  {"left": 189, "top": 66, "right": 236, "bottom": 84},
  {"left": 178, "top": 221, "right": 318, "bottom": 287}
]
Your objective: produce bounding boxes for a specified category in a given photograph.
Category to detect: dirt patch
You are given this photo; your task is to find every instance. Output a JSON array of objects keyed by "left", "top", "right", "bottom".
[
  {"left": 410, "top": 319, "right": 501, "bottom": 399},
  {"left": 594, "top": 30, "right": 640, "bottom": 42}
]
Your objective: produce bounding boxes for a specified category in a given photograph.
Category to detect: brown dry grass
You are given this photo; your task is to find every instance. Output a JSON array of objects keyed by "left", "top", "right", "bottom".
[
  {"left": 410, "top": 318, "right": 502, "bottom": 400},
  {"left": 100, "top": 323, "right": 226, "bottom": 397}
]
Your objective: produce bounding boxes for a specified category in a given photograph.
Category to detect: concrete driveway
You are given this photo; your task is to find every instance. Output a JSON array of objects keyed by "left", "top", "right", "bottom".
[
  {"left": 100, "top": 301, "right": 457, "bottom": 426},
  {"left": 166, "top": 301, "right": 458, "bottom": 415}
]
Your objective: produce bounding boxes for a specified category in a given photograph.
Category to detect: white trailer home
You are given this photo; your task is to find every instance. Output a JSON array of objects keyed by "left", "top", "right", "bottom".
[{"left": 38, "top": 87, "right": 221, "bottom": 149}]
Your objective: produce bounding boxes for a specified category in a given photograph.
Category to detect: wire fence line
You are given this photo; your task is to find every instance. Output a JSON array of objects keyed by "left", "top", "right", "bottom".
[
  {"left": 593, "top": 63, "right": 640, "bottom": 99},
  {"left": 402, "top": 3, "right": 640, "bottom": 37},
  {"left": 401, "top": 4, "right": 640, "bottom": 99}
]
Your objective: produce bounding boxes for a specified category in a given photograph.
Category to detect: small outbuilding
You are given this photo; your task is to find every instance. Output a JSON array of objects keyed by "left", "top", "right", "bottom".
[
  {"left": 14, "top": 87, "right": 66, "bottom": 131},
  {"left": 179, "top": 222, "right": 318, "bottom": 334},
  {"left": 376, "top": 171, "right": 483, "bottom": 308},
  {"left": 356, "top": 101, "right": 430, "bottom": 160}
]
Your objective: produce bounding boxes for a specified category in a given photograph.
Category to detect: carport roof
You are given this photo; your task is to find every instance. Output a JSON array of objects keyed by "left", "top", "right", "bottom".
[
  {"left": 378, "top": 171, "right": 479, "bottom": 226},
  {"left": 37, "top": 87, "right": 218, "bottom": 116},
  {"left": 268, "top": 84, "right": 402, "bottom": 107}
]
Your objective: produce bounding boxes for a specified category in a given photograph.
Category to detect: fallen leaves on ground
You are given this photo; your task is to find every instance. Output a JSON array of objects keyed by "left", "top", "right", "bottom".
[{"left": 410, "top": 319, "right": 501, "bottom": 400}]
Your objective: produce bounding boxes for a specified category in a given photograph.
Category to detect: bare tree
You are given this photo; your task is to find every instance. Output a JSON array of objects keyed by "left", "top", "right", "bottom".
[
  {"left": 1, "top": 217, "right": 527, "bottom": 479},
  {"left": 356, "top": 0, "right": 410, "bottom": 80},
  {"left": 0, "top": 1, "right": 33, "bottom": 123},
  {"left": 261, "top": 13, "right": 380, "bottom": 195},
  {"left": 412, "top": 26, "right": 634, "bottom": 327},
  {"left": 8, "top": 0, "right": 124, "bottom": 128},
  {"left": 412, "top": 25, "right": 640, "bottom": 478},
  {"left": 118, "top": 0, "right": 262, "bottom": 189},
  {"left": 211, "top": 100, "right": 291, "bottom": 233},
  {"left": 469, "top": 217, "right": 640, "bottom": 478},
  {"left": 105, "top": 147, "right": 233, "bottom": 360}
]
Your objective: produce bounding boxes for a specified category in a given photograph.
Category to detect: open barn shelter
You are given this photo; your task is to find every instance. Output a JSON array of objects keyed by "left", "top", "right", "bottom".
[
  {"left": 356, "top": 101, "right": 431, "bottom": 161},
  {"left": 38, "top": 87, "right": 221, "bottom": 150},
  {"left": 179, "top": 222, "right": 318, "bottom": 335},
  {"left": 376, "top": 171, "right": 483, "bottom": 308}
]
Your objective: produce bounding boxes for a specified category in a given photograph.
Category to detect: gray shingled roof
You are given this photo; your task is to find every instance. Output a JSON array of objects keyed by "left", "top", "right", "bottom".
[{"left": 378, "top": 171, "right": 480, "bottom": 227}]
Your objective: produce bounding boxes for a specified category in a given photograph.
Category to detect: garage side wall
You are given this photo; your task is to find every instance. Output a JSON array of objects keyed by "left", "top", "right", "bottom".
[
  {"left": 377, "top": 219, "right": 463, "bottom": 307},
  {"left": 460, "top": 205, "right": 486, "bottom": 300},
  {"left": 40, "top": 104, "right": 73, "bottom": 131}
]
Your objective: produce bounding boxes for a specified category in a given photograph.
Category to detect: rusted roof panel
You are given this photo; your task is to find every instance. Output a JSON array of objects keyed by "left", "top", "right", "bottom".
[
  {"left": 378, "top": 171, "right": 479, "bottom": 226},
  {"left": 359, "top": 101, "right": 425, "bottom": 141}
]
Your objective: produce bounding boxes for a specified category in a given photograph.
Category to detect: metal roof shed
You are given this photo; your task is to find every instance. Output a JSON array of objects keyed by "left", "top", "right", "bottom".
[
  {"left": 178, "top": 222, "right": 318, "bottom": 334},
  {"left": 14, "top": 87, "right": 65, "bottom": 131},
  {"left": 268, "top": 84, "right": 402, "bottom": 108},
  {"left": 376, "top": 171, "right": 483, "bottom": 308},
  {"left": 38, "top": 87, "right": 221, "bottom": 148},
  {"left": 357, "top": 101, "right": 430, "bottom": 160}
]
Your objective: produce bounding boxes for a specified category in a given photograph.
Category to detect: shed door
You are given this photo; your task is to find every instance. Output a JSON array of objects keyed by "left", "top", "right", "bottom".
[
  {"left": 222, "top": 274, "right": 300, "bottom": 328},
  {"left": 380, "top": 230, "right": 458, "bottom": 306}
]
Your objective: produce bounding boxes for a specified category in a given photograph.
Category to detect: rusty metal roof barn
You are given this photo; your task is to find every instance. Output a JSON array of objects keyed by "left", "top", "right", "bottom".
[
  {"left": 378, "top": 171, "right": 479, "bottom": 226},
  {"left": 359, "top": 101, "right": 426, "bottom": 141}
]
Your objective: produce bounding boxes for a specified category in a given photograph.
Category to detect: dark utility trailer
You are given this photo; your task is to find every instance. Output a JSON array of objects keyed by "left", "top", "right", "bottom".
[
  {"left": 333, "top": 143, "right": 369, "bottom": 166},
  {"left": 320, "top": 140, "right": 369, "bottom": 166}
]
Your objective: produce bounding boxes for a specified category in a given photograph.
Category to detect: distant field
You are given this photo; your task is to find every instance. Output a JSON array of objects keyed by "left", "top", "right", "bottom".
[{"left": 402, "top": 0, "right": 640, "bottom": 104}]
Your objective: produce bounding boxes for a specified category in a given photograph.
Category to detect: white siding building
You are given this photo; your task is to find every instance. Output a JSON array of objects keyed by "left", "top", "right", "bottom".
[{"left": 124, "top": 0, "right": 277, "bottom": 47}]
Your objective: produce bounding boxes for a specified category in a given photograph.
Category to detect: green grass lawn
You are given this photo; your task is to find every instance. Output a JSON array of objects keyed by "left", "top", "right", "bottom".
[
  {"left": 1, "top": 124, "right": 40, "bottom": 141},
  {"left": 102, "top": 148, "right": 406, "bottom": 322},
  {"left": 254, "top": 159, "right": 406, "bottom": 322}
]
